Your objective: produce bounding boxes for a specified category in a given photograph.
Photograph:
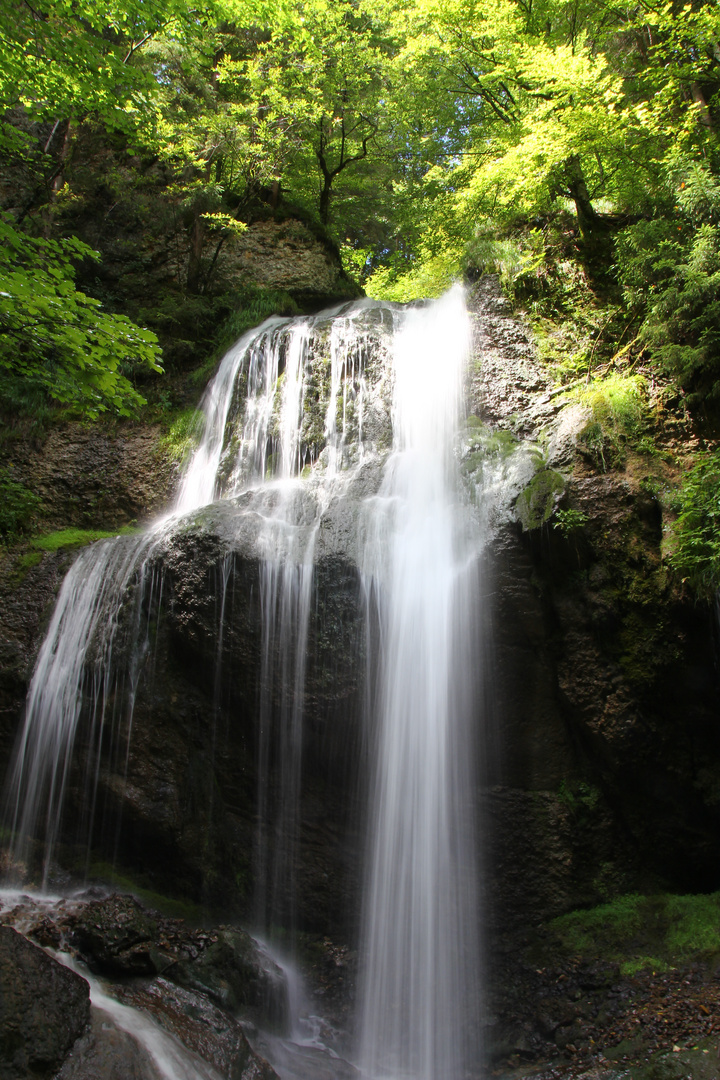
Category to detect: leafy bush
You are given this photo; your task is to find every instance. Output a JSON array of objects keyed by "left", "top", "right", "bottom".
[
  {"left": 667, "top": 450, "right": 720, "bottom": 598},
  {"left": 572, "top": 372, "right": 648, "bottom": 468},
  {"left": 465, "top": 228, "right": 546, "bottom": 300},
  {"left": 553, "top": 508, "right": 589, "bottom": 535},
  {"left": 366, "top": 253, "right": 459, "bottom": 302},
  {"left": 0, "top": 469, "right": 41, "bottom": 540},
  {"left": 0, "top": 216, "right": 163, "bottom": 418}
]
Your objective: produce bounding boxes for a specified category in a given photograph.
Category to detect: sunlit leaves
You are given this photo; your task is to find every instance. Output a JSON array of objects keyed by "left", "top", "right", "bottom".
[{"left": 0, "top": 216, "right": 162, "bottom": 418}]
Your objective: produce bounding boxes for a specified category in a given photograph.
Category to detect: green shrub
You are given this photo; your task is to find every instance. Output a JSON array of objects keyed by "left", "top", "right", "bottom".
[
  {"left": 464, "top": 227, "right": 546, "bottom": 301},
  {"left": 218, "top": 287, "right": 300, "bottom": 347},
  {"left": 616, "top": 212, "right": 720, "bottom": 401},
  {"left": 0, "top": 469, "right": 42, "bottom": 540},
  {"left": 553, "top": 507, "right": 589, "bottom": 535},
  {"left": 158, "top": 408, "right": 204, "bottom": 464},
  {"left": 572, "top": 372, "right": 648, "bottom": 468},
  {"left": 668, "top": 450, "right": 720, "bottom": 598}
]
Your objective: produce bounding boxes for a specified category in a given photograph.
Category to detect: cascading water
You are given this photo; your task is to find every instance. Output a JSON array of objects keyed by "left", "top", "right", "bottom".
[
  {"left": 1, "top": 287, "right": 494, "bottom": 1080},
  {"left": 358, "top": 288, "right": 480, "bottom": 1080},
  {"left": 4, "top": 530, "right": 163, "bottom": 885},
  {"left": 3, "top": 304, "right": 379, "bottom": 894}
]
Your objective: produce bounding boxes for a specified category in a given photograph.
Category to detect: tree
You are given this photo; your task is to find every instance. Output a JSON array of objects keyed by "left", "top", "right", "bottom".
[
  {"left": 222, "top": 0, "right": 398, "bottom": 228},
  {"left": 0, "top": 215, "right": 161, "bottom": 417},
  {"left": 0, "top": 0, "right": 199, "bottom": 413}
]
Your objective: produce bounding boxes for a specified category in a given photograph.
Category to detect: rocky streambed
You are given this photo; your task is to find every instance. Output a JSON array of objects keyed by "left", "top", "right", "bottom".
[{"left": 3, "top": 885, "right": 720, "bottom": 1080}]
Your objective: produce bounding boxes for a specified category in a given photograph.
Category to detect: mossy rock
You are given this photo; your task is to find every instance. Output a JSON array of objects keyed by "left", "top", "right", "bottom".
[{"left": 515, "top": 468, "right": 565, "bottom": 531}]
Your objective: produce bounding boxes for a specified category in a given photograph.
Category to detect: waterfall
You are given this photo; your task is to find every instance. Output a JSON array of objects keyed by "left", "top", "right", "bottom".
[
  {"left": 3, "top": 531, "right": 163, "bottom": 885},
  {"left": 358, "top": 287, "right": 480, "bottom": 1080},
  {"left": 2, "top": 300, "right": 384, "bottom": 899},
  {"left": 2, "top": 288, "right": 485, "bottom": 1079}
]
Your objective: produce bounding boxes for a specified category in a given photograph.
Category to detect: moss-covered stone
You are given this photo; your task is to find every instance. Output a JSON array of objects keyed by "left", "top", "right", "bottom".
[{"left": 516, "top": 468, "right": 566, "bottom": 530}]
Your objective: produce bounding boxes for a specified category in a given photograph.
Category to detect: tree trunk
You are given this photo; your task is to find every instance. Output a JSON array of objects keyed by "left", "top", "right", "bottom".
[
  {"left": 319, "top": 176, "right": 332, "bottom": 225},
  {"left": 564, "top": 154, "right": 604, "bottom": 242}
]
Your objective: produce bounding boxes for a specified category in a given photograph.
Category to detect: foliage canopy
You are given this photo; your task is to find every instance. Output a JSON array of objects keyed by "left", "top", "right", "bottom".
[{"left": 2, "top": 0, "right": 720, "bottom": 417}]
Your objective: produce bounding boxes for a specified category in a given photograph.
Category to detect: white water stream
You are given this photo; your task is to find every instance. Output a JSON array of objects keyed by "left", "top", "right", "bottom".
[
  {"left": 3, "top": 289, "right": 487, "bottom": 1080},
  {"left": 358, "top": 288, "right": 480, "bottom": 1080}
]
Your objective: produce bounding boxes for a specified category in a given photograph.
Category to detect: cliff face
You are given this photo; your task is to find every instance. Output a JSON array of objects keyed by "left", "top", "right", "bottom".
[
  {"left": 1, "top": 277, "right": 719, "bottom": 948},
  {"left": 468, "top": 277, "right": 720, "bottom": 935}
]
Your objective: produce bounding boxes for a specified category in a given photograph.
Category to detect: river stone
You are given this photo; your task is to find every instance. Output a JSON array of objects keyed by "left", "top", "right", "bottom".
[{"left": 0, "top": 924, "right": 90, "bottom": 1079}]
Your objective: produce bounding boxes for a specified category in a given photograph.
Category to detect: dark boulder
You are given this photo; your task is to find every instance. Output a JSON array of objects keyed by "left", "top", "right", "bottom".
[
  {"left": 65, "top": 893, "right": 287, "bottom": 1028},
  {"left": 67, "top": 894, "right": 175, "bottom": 977},
  {"left": 0, "top": 925, "right": 90, "bottom": 1079},
  {"left": 167, "top": 927, "right": 289, "bottom": 1028}
]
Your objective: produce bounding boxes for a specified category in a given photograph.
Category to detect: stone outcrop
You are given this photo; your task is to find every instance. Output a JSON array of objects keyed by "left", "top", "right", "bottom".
[
  {"left": 16, "top": 422, "right": 175, "bottom": 532},
  {"left": 0, "top": 892, "right": 283, "bottom": 1080},
  {"left": 225, "top": 218, "right": 360, "bottom": 306}
]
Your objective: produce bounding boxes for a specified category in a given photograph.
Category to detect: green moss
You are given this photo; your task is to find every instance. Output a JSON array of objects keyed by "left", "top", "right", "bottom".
[
  {"left": 515, "top": 469, "right": 565, "bottom": 530},
  {"left": 664, "top": 894, "right": 720, "bottom": 955},
  {"left": 86, "top": 860, "right": 202, "bottom": 923},
  {"left": 570, "top": 373, "right": 649, "bottom": 469},
  {"left": 620, "top": 955, "right": 668, "bottom": 976},
  {"left": 552, "top": 893, "right": 646, "bottom": 955},
  {"left": 9, "top": 549, "right": 44, "bottom": 583},
  {"left": 548, "top": 891, "right": 720, "bottom": 971},
  {"left": 31, "top": 526, "right": 140, "bottom": 552}
]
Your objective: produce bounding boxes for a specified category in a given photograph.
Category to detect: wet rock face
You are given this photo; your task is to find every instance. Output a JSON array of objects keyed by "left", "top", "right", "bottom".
[
  {"left": 485, "top": 478, "right": 720, "bottom": 940},
  {"left": 0, "top": 549, "right": 74, "bottom": 798},
  {"left": 0, "top": 925, "right": 90, "bottom": 1079},
  {"left": 116, "top": 978, "right": 281, "bottom": 1080},
  {"left": 49, "top": 520, "right": 367, "bottom": 932}
]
